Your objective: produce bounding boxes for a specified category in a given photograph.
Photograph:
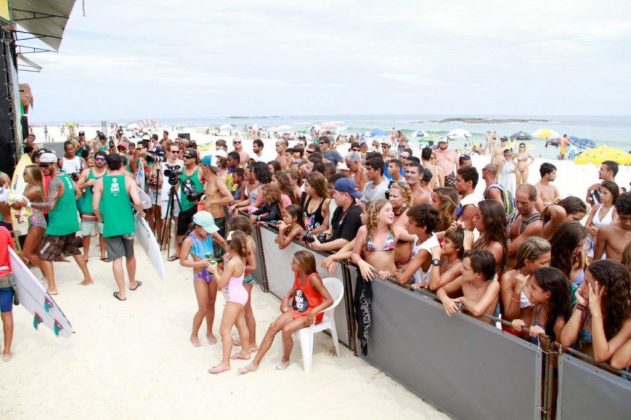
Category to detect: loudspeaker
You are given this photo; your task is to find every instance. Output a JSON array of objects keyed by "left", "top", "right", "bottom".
[
  {"left": 178, "top": 132, "right": 191, "bottom": 140},
  {"left": 0, "top": 40, "right": 17, "bottom": 178}
]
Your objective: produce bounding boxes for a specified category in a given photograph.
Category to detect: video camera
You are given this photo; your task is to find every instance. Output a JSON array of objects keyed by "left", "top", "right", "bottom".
[
  {"left": 164, "top": 163, "right": 181, "bottom": 186},
  {"left": 145, "top": 149, "right": 166, "bottom": 164},
  {"left": 302, "top": 232, "right": 328, "bottom": 243}
]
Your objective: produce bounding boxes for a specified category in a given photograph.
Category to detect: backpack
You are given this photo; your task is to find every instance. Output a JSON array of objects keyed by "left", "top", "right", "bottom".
[{"left": 487, "top": 183, "right": 515, "bottom": 215}]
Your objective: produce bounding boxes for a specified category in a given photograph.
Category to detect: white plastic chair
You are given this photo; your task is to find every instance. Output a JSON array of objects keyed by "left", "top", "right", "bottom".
[{"left": 294, "top": 277, "right": 344, "bottom": 374}]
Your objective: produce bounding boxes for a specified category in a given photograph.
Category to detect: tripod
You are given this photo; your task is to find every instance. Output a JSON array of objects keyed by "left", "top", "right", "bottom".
[{"left": 160, "top": 183, "right": 183, "bottom": 260}]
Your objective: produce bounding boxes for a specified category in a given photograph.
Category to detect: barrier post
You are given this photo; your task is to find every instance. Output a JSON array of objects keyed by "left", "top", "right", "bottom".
[{"left": 540, "top": 338, "right": 555, "bottom": 420}]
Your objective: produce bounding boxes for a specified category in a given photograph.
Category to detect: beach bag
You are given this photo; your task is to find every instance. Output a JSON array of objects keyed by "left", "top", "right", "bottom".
[{"left": 488, "top": 183, "right": 515, "bottom": 215}]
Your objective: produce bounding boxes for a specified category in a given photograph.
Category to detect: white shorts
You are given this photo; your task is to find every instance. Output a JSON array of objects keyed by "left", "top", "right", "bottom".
[{"left": 160, "top": 199, "right": 180, "bottom": 219}]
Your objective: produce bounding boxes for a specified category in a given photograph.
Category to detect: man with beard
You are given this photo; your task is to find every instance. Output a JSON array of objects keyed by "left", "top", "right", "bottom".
[
  {"left": 507, "top": 184, "right": 543, "bottom": 262},
  {"left": 252, "top": 139, "right": 265, "bottom": 162},
  {"left": 76, "top": 150, "right": 108, "bottom": 261},
  {"left": 435, "top": 139, "right": 458, "bottom": 187},
  {"left": 31, "top": 152, "right": 93, "bottom": 294}
]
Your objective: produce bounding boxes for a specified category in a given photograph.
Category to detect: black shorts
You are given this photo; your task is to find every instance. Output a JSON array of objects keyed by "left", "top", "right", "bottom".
[{"left": 176, "top": 206, "right": 197, "bottom": 236}]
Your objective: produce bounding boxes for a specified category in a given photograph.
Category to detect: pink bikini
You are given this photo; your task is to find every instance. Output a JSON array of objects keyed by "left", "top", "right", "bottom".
[{"left": 224, "top": 261, "right": 248, "bottom": 305}]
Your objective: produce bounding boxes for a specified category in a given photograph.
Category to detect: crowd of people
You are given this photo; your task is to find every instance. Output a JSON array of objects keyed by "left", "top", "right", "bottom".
[{"left": 1, "top": 128, "right": 630, "bottom": 375}]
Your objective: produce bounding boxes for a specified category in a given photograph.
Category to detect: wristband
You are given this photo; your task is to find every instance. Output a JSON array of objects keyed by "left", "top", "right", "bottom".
[{"left": 431, "top": 259, "right": 441, "bottom": 266}]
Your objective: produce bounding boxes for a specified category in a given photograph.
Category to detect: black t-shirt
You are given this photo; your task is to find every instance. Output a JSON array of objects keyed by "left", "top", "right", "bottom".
[{"left": 331, "top": 204, "right": 363, "bottom": 242}]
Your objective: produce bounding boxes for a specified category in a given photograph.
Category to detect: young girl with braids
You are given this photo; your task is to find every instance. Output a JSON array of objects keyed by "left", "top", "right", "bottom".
[{"left": 511, "top": 267, "right": 571, "bottom": 344}]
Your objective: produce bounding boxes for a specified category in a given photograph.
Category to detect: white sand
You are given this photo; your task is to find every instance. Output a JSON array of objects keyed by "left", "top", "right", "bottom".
[{"left": 0, "top": 246, "right": 448, "bottom": 419}]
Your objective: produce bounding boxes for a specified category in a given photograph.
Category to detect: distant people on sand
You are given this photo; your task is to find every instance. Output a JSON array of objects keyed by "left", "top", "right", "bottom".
[{"left": 513, "top": 143, "right": 534, "bottom": 185}]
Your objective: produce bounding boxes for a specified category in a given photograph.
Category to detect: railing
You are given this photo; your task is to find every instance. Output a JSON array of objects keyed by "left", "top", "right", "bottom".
[{"left": 249, "top": 222, "right": 631, "bottom": 419}]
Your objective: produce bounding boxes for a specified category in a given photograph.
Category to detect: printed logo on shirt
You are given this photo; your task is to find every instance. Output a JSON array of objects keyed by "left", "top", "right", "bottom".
[
  {"left": 110, "top": 178, "right": 120, "bottom": 195},
  {"left": 292, "top": 289, "right": 309, "bottom": 313}
]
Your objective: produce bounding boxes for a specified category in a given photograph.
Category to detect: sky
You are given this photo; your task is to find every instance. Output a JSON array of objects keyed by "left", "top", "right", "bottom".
[{"left": 17, "top": 0, "right": 631, "bottom": 122}]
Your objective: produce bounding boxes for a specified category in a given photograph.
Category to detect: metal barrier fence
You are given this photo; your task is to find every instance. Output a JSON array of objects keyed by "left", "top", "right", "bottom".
[{"left": 251, "top": 223, "right": 631, "bottom": 419}]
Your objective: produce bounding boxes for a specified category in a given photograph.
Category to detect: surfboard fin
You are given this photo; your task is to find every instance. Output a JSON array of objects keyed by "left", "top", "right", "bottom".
[
  {"left": 44, "top": 297, "right": 54, "bottom": 313},
  {"left": 33, "top": 313, "right": 43, "bottom": 330},
  {"left": 54, "top": 320, "right": 62, "bottom": 336}
]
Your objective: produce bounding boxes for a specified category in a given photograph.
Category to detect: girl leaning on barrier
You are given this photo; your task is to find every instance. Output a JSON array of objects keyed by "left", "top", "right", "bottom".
[
  {"left": 560, "top": 259, "right": 631, "bottom": 363},
  {"left": 427, "top": 225, "right": 465, "bottom": 291}
]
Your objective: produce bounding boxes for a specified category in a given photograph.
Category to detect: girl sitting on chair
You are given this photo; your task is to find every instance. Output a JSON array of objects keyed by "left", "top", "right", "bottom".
[{"left": 239, "top": 250, "right": 333, "bottom": 374}]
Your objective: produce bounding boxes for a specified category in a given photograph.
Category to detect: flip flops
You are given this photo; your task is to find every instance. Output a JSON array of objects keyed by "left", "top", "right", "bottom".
[
  {"left": 113, "top": 292, "right": 126, "bottom": 301},
  {"left": 167, "top": 255, "right": 179, "bottom": 262},
  {"left": 130, "top": 281, "right": 142, "bottom": 291}
]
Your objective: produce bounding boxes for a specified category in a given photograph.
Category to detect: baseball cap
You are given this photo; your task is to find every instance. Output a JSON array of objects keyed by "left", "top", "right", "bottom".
[
  {"left": 78, "top": 131, "right": 85, "bottom": 135},
  {"left": 334, "top": 177, "right": 362, "bottom": 199},
  {"left": 214, "top": 150, "right": 227, "bottom": 159},
  {"left": 39, "top": 152, "right": 57, "bottom": 164},
  {"left": 380, "top": 142, "right": 391, "bottom": 148},
  {"left": 193, "top": 211, "right": 219, "bottom": 234},
  {"left": 336, "top": 161, "right": 349, "bottom": 171},
  {"left": 200, "top": 155, "right": 220, "bottom": 173}
]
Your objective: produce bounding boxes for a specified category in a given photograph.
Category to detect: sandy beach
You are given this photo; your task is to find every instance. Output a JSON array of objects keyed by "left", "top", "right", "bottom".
[{"left": 0, "top": 245, "right": 448, "bottom": 419}]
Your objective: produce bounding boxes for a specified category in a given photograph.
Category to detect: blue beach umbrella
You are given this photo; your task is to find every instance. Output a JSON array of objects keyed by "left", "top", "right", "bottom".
[{"left": 370, "top": 128, "right": 388, "bottom": 137}]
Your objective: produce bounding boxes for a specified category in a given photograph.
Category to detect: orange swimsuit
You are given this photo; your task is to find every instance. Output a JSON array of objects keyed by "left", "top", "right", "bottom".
[{"left": 291, "top": 273, "right": 324, "bottom": 324}]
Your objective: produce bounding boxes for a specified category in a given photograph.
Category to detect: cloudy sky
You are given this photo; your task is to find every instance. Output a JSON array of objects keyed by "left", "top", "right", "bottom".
[{"left": 18, "top": 0, "right": 631, "bottom": 122}]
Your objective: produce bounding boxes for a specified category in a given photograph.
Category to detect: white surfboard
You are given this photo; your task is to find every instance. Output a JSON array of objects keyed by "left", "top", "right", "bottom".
[
  {"left": 136, "top": 186, "right": 153, "bottom": 210},
  {"left": 10, "top": 154, "right": 31, "bottom": 237},
  {"left": 9, "top": 248, "right": 73, "bottom": 337},
  {"left": 135, "top": 217, "right": 165, "bottom": 281}
]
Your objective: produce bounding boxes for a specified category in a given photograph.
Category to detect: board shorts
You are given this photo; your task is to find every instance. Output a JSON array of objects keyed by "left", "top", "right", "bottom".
[
  {"left": 243, "top": 275, "right": 255, "bottom": 285},
  {"left": 40, "top": 233, "right": 81, "bottom": 261},
  {"left": 80, "top": 214, "right": 104, "bottom": 236},
  {"left": 105, "top": 234, "right": 135, "bottom": 260},
  {"left": 161, "top": 198, "right": 180, "bottom": 219},
  {"left": 0, "top": 286, "right": 14, "bottom": 313},
  {"left": 176, "top": 206, "right": 196, "bottom": 236}
]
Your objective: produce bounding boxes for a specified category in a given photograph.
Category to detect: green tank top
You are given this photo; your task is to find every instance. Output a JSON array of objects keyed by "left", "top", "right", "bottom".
[
  {"left": 80, "top": 169, "right": 104, "bottom": 215},
  {"left": 46, "top": 173, "right": 80, "bottom": 235},
  {"left": 179, "top": 167, "right": 203, "bottom": 211},
  {"left": 100, "top": 175, "right": 135, "bottom": 237}
]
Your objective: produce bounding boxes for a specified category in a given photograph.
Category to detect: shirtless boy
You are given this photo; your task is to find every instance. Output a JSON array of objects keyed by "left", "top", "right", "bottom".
[
  {"left": 594, "top": 192, "right": 631, "bottom": 261},
  {"left": 535, "top": 163, "right": 560, "bottom": 212},
  {"left": 201, "top": 157, "right": 233, "bottom": 238}
]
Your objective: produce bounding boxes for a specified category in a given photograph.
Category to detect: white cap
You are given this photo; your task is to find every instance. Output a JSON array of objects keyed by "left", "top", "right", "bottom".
[
  {"left": 214, "top": 150, "right": 227, "bottom": 159},
  {"left": 337, "top": 161, "right": 349, "bottom": 171},
  {"left": 39, "top": 152, "right": 57, "bottom": 163}
]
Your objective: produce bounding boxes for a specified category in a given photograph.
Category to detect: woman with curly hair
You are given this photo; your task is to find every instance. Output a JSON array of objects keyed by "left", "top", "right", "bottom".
[
  {"left": 501, "top": 237, "right": 551, "bottom": 327},
  {"left": 431, "top": 186, "right": 460, "bottom": 233},
  {"left": 550, "top": 221, "right": 588, "bottom": 285},
  {"left": 512, "top": 267, "right": 571, "bottom": 343},
  {"left": 466, "top": 200, "right": 508, "bottom": 272},
  {"left": 561, "top": 259, "right": 631, "bottom": 362}
]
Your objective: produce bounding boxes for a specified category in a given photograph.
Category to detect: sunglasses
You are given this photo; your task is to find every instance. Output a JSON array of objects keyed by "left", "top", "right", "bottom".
[
  {"left": 38, "top": 163, "right": 50, "bottom": 168},
  {"left": 184, "top": 155, "right": 194, "bottom": 159},
  {"left": 233, "top": 141, "right": 241, "bottom": 144}
]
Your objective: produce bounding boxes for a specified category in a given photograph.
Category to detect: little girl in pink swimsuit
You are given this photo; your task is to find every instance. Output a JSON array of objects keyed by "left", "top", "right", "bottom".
[{"left": 207, "top": 230, "right": 251, "bottom": 374}]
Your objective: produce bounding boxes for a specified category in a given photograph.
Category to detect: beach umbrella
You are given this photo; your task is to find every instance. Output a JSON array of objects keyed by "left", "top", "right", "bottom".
[
  {"left": 574, "top": 146, "right": 631, "bottom": 165},
  {"left": 321, "top": 122, "right": 338, "bottom": 131},
  {"left": 510, "top": 131, "right": 533, "bottom": 141},
  {"left": 447, "top": 129, "right": 471, "bottom": 140},
  {"left": 413, "top": 130, "right": 427, "bottom": 138},
  {"left": 532, "top": 128, "right": 560, "bottom": 140},
  {"left": 568, "top": 136, "right": 597, "bottom": 150},
  {"left": 370, "top": 128, "right": 387, "bottom": 137}
]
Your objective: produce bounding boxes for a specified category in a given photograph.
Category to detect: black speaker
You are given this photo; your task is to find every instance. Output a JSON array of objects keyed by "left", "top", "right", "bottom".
[
  {"left": 21, "top": 115, "right": 28, "bottom": 140},
  {"left": 0, "top": 39, "right": 17, "bottom": 178},
  {"left": 178, "top": 132, "right": 191, "bottom": 140}
]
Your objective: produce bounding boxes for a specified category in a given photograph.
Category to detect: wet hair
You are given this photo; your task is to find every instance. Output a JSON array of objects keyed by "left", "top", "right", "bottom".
[
  {"left": 600, "top": 180, "right": 620, "bottom": 205},
  {"left": 539, "top": 162, "right": 557, "bottom": 178},
  {"left": 444, "top": 225, "right": 465, "bottom": 259},
  {"left": 407, "top": 204, "right": 439, "bottom": 234},
  {"left": 365, "top": 156, "right": 384, "bottom": 175},
  {"left": 474, "top": 200, "right": 508, "bottom": 270},
  {"left": 293, "top": 250, "right": 318, "bottom": 275},
  {"left": 421, "top": 147, "right": 432, "bottom": 161},
  {"left": 514, "top": 237, "right": 551, "bottom": 270},
  {"left": 531, "top": 267, "right": 571, "bottom": 340},
  {"left": 253, "top": 162, "right": 272, "bottom": 184},
  {"left": 615, "top": 192, "right": 631, "bottom": 216},
  {"left": 550, "top": 221, "right": 587, "bottom": 277},
  {"left": 306, "top": 172, "right": 328, "bottom": 199},
  {"left": 456, "top": 166, "right": 479, "bottom": 189},
  {"left": 465, "top": 249, "right": 496, "bottom": 281},
  {"left": 228, "top": 215, "right": 252, "bottom": 235},
  {"left": 558, "top": 196, "right": 586, "bottom": 218},
  {"left": 284, "top": 204, "right": 306, "bottom": 231},
  {"left": 602, "top": 160, "right": 619, "bottom": 177},
  {"left": 229, "top": 230, "right": 250, "bottom": 258},
  {"left": 432, "top": 187, "right": 460, "bottom": 231},
  {"left": 366, "top": 199, "right": 394, "bottom": 233},
  {"left": 587, "top": 259, "right": 631, "bottom": 340}
]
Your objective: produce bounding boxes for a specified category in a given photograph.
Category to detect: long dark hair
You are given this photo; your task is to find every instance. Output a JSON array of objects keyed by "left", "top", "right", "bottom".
[
  {"left": 550, "top": 221, "right": 586, "bottom": 277},
  {"left": 532, "top": 267, "right": 571, "bottom": 340},
  {"left": 253, "top": 162, "right": 272, "bottom": 184},
  {"left": 587, "top": 260, "right": 631, "bottom": 340},
  {"left": 474, "top": 200, "right": 508, "bottom": 271}
]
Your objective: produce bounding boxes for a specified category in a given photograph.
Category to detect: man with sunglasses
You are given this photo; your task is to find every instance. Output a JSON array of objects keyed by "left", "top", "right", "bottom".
[
  {"left": 172, "top": 149, "right": 203, "bottom": 260},
  {"left": 320, "top": 136, "right": 343, "bottom": 165},
  {"left": 435, "top": 139, "right": 458, "bottom": 187},
  {"left": 31, "top": 153, "right": 93, "bottom": 294},
  {"left": 156, "top": 142, "right": 183, "bottom": 246},
  {"left": 232, "top": 138, "right": 249, "bottom": 167},
  {"left": 76, "top": 151, "right": 108, "bottom": 262}
]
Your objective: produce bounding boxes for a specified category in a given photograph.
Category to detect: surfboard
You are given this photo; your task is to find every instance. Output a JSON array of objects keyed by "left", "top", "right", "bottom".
[
  {"left": 136, "top": 186, "right": 153, "bottom": 210},
  {"left": 135, "top": 216, "right": 165, "bottom": 281},
  {"left": 8, "top": 248, "right": 73, "bottom": 337},
  {"left": 10, "top": 154, "right": 31, "bottom": 237}
]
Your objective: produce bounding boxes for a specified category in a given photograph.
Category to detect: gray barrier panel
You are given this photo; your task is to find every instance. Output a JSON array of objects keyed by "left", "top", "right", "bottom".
[
  {"left": 363, "top": 279, "right": 542, "bottom": 420},
  {"left": 557, "top": 354, "right": 631, "bottom": 420},
  {"left": 258, "top": 227, "right": 351, "bottom": 347},
  {"left": 250, "top": 226, "right": 268, "bottom": 289}
]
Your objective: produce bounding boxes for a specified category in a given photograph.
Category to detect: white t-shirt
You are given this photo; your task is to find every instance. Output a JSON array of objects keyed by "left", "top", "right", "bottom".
[
  {"left": 361, "top": 179, "right": 389, "bottom": 203},
  {"left": 61, "top": 156, "right": 83, "bottom": 176},
  {"left": 412, "top": 233, "right": 440, "bottom": 286}
]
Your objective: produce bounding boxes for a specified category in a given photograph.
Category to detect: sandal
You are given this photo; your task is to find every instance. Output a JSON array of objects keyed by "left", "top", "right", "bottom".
[
  {"left": 100, "top": 257, "right": 111, "bottom": 263},
  {"left": 113, "top": 292, "right": 126, "bottom": 301},
  {"left": 130, "top": 281, "right": 142, "bottom": 291},
  {"left": 167, "top": 255, "right": 179, "bottom": 262}
]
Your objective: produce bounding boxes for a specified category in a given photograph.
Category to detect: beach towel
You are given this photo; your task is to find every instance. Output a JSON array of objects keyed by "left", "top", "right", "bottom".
[{"left": 354, "top": 269, "right": 372, "bottom": 356}]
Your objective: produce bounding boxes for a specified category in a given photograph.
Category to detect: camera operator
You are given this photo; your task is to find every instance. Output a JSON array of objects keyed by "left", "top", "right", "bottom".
[
  {"left": 171, "top": 148, "right": 203, "bottom": 261},
  {"left": 308, "top": 177, "right": 363, "bottom": 253},
  {"left": 153, "top": 143, "right": 182, "bottom": 246},
  {"left": 61, "top": 140, "right": 84, "bottom": 182}
]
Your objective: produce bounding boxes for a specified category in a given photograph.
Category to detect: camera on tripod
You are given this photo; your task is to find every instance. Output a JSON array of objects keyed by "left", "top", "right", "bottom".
[
  {"left": 185, "top": 186, "right": 204, "bottom": 203},
  {"left": 164, "top": 164, "right": 181, "bottom": 186},
  {"left": 145, "top": 149, "right": 166, "bottom": 164}
]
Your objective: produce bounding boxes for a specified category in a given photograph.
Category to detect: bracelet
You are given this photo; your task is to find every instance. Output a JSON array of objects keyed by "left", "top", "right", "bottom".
[
  {"left": 575, "top": 304, "right": 587, "bottom": 312},
  {"left": 511, "top": 297, "right": 521, "bottom": 304}
]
